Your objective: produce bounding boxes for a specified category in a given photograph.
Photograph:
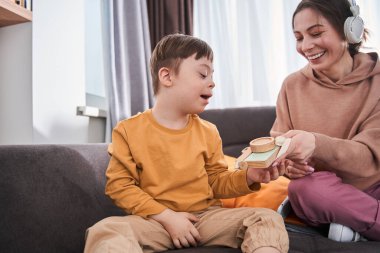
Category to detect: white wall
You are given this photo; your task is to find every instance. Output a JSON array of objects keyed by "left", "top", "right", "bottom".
[
  {"left": 0, "top": 0, "right": 106, "bottom": 144},
  {"left": 0, "top": 23, "right": 33, "bottom": 144},
  {"left": 85, "top": 0, "right": 105, "bottom": 98},
  {"left": 32, "top": 0, "right": 92, "bottom": 143}
]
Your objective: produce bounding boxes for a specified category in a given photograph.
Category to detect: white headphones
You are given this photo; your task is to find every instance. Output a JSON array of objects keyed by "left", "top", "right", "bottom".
[{"left": 344, "top": 0, "right": 364, "bottom": 44}]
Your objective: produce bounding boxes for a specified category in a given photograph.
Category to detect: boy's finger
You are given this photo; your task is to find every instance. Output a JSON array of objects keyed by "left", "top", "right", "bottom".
[
  {"left": 263, "top": 171, "right": 270, "bottom": 183},
  {"left": 185, "top": 234, "right": 197, "bottom": 247},
  {"left": 179, "top": 237, "right": 190, "bottom": 248},
  {"left": 173, "top": 238, "right": 182, "bottom": 249},
  {"left": 279, "top": 162, "right": 286, "bottom": 175},
  {"left": 190, "top": 227, "right": 201, "bottom": 242},
  {"left": 270, "top": 167, "right": 279, "bottom": 180},
  {"left": 187, "top": 213, "right": 200, "bottom": 223}
]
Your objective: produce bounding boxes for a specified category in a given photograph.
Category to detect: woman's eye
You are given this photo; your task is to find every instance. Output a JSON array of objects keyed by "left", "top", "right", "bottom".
[
  {"left": 311, "top": 32, "right": 322, "bottom": 37},
  {"left": 295, "top": 37, "right": 303, "bottom": 42}
]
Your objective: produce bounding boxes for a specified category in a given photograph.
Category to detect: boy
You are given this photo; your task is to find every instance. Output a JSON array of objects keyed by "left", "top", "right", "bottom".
[{"left": 84, "top": 34, "right": 289, "bottom": 253}]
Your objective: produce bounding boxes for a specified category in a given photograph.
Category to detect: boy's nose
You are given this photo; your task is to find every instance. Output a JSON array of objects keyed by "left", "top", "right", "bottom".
[{"left": 209, "top": 81, "right": 215, "bottom": 89}]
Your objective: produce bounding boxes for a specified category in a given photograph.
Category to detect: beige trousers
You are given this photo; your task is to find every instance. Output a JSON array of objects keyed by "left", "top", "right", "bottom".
[{"left": 84, "top": 207, "right": 289, "bottom": 253}]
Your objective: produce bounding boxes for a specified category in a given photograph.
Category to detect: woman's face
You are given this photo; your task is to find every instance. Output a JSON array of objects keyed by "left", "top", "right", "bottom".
[{"left": 293, "top": 8, "right": 352, "bottom": 80}]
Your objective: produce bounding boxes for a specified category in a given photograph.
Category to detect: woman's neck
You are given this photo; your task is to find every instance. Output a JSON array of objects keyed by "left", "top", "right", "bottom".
[{"left": 321, "top": 51, "right": 354, "bottom": 82}]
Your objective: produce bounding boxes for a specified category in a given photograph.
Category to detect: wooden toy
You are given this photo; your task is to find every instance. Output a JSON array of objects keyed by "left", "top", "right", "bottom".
[
  {"left": 235, "top": 136, "right": 291, "bottom": 169},
  {"left": 250, "top": 137, "right": 275, "bottom": 152}
]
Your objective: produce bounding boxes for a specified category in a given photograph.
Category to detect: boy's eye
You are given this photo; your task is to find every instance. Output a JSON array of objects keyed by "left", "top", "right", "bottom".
[{"left": 200, "top": 73, "right": 207, "bottom": 79}]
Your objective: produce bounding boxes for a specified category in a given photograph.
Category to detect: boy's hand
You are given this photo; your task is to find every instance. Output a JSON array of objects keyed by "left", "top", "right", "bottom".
[
  {"left": 246, "top": 161, "right": 285, "bottom": 184},
  {"left": 150, "top": 209, "right": 201, "bottom": 249}
]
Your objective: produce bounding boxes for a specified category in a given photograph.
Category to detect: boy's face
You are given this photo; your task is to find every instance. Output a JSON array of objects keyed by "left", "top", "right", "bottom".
[{"left": 168, "top": 54, "right": 215, "bottom": 114}]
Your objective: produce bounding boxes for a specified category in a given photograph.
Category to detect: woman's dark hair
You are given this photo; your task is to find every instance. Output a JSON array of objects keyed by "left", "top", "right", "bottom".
[{"left": 292, "top": 0, "right": 369, "bottom": 56}]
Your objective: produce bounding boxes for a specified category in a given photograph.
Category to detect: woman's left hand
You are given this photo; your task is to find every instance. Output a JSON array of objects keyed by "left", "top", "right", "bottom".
[{"left": 285, "top": 160, "right": 314, "bottom": 179}]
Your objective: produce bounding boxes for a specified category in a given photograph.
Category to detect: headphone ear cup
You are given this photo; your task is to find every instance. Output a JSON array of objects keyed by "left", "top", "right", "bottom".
[{"left": 344, "top": 16, "right": 364, "bottom": 44}]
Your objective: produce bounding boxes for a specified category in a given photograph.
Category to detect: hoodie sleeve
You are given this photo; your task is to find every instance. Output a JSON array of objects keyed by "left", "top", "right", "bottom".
[{"left": 313, "top": 101, "right": 380, "bottom": 179}]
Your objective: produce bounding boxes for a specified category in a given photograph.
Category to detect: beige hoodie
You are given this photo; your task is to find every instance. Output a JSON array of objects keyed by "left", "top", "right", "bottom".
[{"left": 272, "top": 52, "right": 380, "bottom": 190}]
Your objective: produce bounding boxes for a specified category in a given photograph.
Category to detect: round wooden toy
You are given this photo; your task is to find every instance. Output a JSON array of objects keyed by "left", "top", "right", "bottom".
[{"left": 250, "top": 137, "right": 275, "bottom": 153}]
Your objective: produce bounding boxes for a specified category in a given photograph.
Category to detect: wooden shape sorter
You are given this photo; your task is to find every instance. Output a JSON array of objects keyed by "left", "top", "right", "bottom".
[{"left": 235, "top": 136, "right": 291, "bottom": 169}]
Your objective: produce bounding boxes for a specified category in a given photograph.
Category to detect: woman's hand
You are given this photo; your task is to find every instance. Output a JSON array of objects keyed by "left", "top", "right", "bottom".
[
  {"left": 150, "top": 209, "right": 201, "bottom": 248},
  {"left": 285, "top": 160, "right": 314, "bottom": 179},
  {"left": 281, "top": 130, "right": 316, "bottom": 163}
]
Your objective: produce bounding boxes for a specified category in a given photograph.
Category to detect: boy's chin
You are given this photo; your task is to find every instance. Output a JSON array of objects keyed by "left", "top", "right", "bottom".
[
  {"left": 186, "top": 109, "right": 204, "bottom": 115},
  {"left": 184, "top": 104, "right": 209, "bottom": 115},
  {"left": 193, "top": 106, "right": 207, "bottom": 114}
]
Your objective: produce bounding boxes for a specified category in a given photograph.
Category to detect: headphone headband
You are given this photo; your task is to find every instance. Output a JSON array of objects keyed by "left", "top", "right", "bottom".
[{"left": 348, "top": 0, "right": 360, "bottom": 16}]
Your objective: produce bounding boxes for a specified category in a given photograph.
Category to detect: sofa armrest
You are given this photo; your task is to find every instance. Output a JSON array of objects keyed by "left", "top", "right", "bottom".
[{"left": 199, "top": 106, "right": 276, "bottom": 157}]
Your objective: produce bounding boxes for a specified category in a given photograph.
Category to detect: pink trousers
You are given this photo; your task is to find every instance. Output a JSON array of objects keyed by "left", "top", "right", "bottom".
[{"left": 288, "top": 171, "right": 380, "bottom": 241}]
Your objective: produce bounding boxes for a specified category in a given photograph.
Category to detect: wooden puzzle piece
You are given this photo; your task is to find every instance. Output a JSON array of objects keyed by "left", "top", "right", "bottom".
[{"left": 236, "top": 136, "right": 291, "bottom": 169}]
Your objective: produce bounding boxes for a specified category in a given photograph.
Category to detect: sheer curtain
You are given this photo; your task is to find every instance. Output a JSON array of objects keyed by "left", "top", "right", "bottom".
[
  {"left": 101, "top": 0, "right": 154, "bottom": 141},
  {"left": 194, "top": 0, "right": 380, "bottom": 109},
  {"left": 358, "top": 0, "right": 380, "bottom": 53}
]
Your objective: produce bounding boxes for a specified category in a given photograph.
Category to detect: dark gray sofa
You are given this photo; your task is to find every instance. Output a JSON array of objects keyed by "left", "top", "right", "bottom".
[{"left": 1, "top": 106, "right": 379, "bottom": 253}]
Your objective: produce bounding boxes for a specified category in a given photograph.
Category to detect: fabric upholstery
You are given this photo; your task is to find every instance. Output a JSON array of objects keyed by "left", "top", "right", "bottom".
[
  {"left": 0, "top": 144, "right": 123, "bottom": 253},
  {"left": 1, "top": 106, "right": 379, "bottom": 253}
]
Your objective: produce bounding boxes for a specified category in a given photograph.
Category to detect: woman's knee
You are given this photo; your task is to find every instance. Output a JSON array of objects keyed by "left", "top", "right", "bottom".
[{"left": 288, "top": 172, "right": 340, "bottom": 209}]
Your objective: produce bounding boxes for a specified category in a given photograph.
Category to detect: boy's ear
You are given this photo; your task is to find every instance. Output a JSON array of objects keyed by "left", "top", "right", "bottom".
[{"left": 158, "top": 67, "right": 173, "bottom": 88}]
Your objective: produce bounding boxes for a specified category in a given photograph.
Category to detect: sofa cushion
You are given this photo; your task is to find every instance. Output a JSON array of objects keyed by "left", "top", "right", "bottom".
[
  {"left": 0, "top": 144, "right": 123, "bottom": 253},
  {"left": 221, "top": 155, "right": 288, "bottom": 209}
]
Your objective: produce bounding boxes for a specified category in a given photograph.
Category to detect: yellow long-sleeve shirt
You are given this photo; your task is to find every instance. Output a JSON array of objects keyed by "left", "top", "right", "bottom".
[{"left": 105, "top": 109, "right": 259, "bottom": 218}]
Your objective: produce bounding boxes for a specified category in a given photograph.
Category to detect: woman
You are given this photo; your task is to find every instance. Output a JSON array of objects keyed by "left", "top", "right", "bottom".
[{"left": 271, "top": 0, "right": 380, "bottom": 242}]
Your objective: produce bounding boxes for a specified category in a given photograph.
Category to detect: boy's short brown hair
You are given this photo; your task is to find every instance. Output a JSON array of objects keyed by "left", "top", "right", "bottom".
[{"left": 150, "top": 34, "right": 213, "bottom": 95}]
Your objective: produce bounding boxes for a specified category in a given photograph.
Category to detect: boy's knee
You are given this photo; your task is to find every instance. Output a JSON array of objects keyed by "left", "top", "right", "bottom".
[
  {"left": 89, "top": 216, "right": 137, "bottom": 236},
  {"left": 243, "top": 208, "right": 285, "bottom": 225},
  {"left": 256, "top": 207, "right": 281, "bottom": 217},
  {"left": 261, "top": 208, "right": 285, "bottom": 223}
]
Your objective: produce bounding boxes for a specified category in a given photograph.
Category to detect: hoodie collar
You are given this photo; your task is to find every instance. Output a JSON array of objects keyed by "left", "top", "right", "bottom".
[{"left": 301, "top": 52, "right": 380, "bottom": 88}]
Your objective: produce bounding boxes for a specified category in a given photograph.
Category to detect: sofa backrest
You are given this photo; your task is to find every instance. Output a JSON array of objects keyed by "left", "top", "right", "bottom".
[{"left": 200, "top": 106, "right": 276, "bottom": 157}]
